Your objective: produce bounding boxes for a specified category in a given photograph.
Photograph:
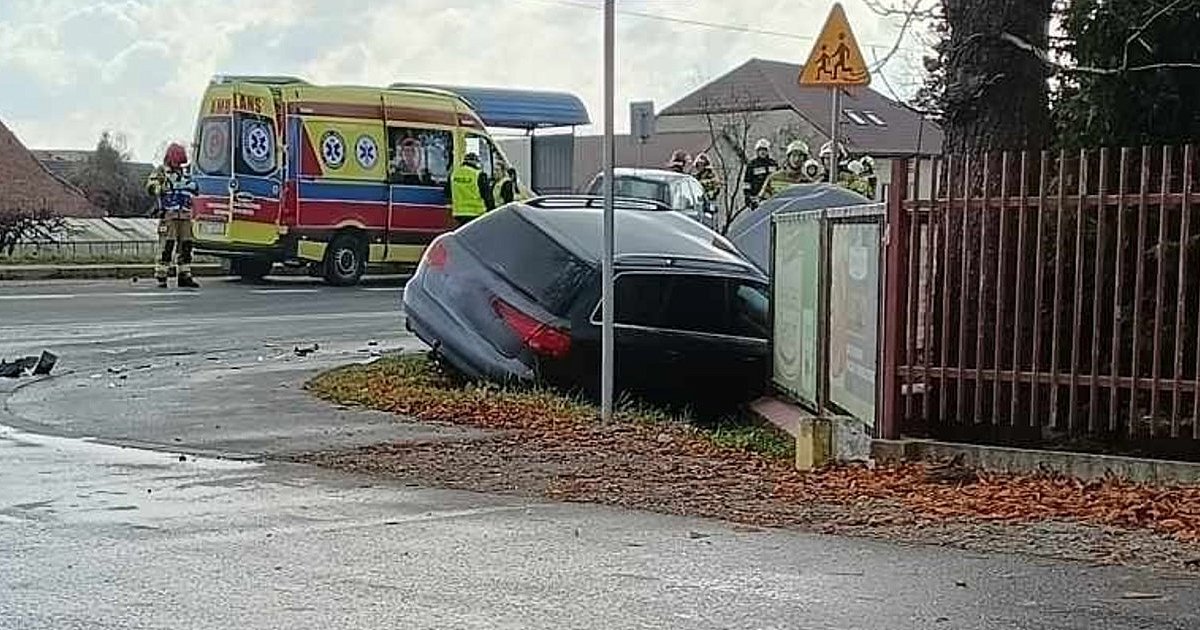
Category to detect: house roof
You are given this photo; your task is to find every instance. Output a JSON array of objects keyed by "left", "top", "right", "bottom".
[
  {"left": 0, "top": 121, "right": 100, "bottom": 218},
  {"left": 659, "top": 58, "right": 943, "bottom": 156},
  {"left": 31, "top": 149, "right": 155, "bottom": 186}
]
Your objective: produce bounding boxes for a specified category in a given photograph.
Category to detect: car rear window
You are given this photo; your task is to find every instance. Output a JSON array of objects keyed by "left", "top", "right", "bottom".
[
  {"left": 588, "top": 175, "right": 671, "bottom": 206},
  {"left": 459, "top": 212, "right": 594, "bottom": 315},
  {"left": 611, "top": 273, "right": 768, "bottom": 339}
]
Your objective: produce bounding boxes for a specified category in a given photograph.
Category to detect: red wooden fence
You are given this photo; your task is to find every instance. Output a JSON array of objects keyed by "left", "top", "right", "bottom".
[{"left": 882, "top": 147, "right": 1200, "bottom": 456}]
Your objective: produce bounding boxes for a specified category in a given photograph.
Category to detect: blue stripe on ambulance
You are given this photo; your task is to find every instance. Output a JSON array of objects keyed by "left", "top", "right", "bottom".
[{"left": 298, "top": 181, "right": 446, "bottom": 206}]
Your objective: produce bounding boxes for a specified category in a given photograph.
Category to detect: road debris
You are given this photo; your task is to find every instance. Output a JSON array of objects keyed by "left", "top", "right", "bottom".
[{"left": 1, "top": 351, "right": 57, "bottom": 378}]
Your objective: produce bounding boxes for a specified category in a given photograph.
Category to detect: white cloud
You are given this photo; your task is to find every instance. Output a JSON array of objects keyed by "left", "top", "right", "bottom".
[{"left": 0, "top": 0, "right": 931, "bottom": 159}]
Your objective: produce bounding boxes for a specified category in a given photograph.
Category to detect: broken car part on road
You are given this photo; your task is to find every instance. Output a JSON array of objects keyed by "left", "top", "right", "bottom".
[{"left": 0, "top": 350, "right": 57, "bottom": 378}]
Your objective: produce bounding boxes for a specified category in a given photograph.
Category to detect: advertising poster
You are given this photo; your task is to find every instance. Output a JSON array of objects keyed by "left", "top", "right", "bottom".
[
  {"left": 828, "top": 222, "right": 881, "bottom": 426},
  {"left": 771, "top": 216, "right": 821, "bottom": 405}
]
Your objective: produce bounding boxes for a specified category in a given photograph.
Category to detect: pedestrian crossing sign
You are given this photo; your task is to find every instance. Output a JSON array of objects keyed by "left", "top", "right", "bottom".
[{"left": 799, "top": 3, "right": 871, "bottom": 87}]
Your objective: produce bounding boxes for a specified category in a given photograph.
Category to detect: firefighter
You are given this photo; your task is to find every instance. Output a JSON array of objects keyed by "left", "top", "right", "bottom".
[
  {"left": 692, "top": 153, "right": 721, "bottom": 202},
  {"left": 449, "top": 152, "right": 495, "bottom": 227},
  {"left": 146, "top": 142, "right": 199, "bottom": 289},
  {"left": 666, "top": 149, "right": 689, "bottom": 173},
  {"left": 841, "top": 158, "right": 875, "bottom": 197},
  {"left": 860, "top": 155, "right": 879, "bottom": 197},
  {"left": 757, "top": 140, "right": 816, "bottom": 200},
  {"left": 742, "top": 138, "right": 778, "bottom": 207},
  {"left": 819, "top": 141, "right": 850, "bottom": 183}
]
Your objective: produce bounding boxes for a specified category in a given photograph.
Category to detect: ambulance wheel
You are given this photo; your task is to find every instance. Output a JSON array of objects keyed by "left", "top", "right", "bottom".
[
  {"left": 323, "top": 233, "right": 366, "bottom": 286},
  {"left": 229, "top": 257, "right": 273, "bottom": 282}
]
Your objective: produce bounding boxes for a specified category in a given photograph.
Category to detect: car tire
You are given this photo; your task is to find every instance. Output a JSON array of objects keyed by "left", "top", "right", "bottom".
[
  {"left": 228, "top": 257, "right": 273, "bottom": 282},
  {"left": 323, "top": 233, "right": 366, "bottom": 286}
]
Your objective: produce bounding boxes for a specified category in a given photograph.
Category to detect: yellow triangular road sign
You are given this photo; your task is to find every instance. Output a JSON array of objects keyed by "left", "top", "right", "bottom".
[{"left": 799, "top": 3, "right": 871, "bottom": 87}]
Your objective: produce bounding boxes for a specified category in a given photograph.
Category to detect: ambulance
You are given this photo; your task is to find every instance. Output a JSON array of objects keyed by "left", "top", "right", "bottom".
[{"left": 189, "top": 75, "right": 523, "bottom": 285}]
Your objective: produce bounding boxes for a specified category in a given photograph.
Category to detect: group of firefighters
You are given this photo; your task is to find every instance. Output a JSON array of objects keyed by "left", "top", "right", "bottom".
[{"left": 664, "top": 138, "right": 877, "bottom": 210}]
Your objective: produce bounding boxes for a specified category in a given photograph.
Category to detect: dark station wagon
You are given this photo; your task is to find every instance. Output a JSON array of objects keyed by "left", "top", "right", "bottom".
[{"left": 402, "top": 196, "right": 770, "bottom": 408}]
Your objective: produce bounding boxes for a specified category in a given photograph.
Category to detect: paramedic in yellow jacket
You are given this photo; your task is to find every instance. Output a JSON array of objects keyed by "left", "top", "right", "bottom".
[
  {"left": 449, "top": 152, "right": 495, "bottom": 226},
  {"left": 146, "top": 142, "right": 200, "bottom": 289},
  {"left": 758, "top": 140, "right": 819, "bottom": 201}
]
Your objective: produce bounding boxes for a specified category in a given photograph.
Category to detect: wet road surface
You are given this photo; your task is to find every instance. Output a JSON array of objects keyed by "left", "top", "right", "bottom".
[
  {"left": 0, "top": 277, "right": 474, "bottom": 456},
  {"left": 2, "top": 278, "right": 1198, "bottom": 629}
]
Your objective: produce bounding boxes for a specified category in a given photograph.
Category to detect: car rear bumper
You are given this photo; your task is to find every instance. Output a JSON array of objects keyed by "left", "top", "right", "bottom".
[{"left": 402, "top": 279, "right": 536, "bottom": 383}]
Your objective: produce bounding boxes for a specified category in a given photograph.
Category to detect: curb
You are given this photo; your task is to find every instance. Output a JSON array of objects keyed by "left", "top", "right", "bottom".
[
  {"left": 0, "top": 264, "right": 225, "bottom": 281},
  {"left": 0, "top": 264, "right": 320, "bottom": 282},
  {"left": 749, "top": 396, "right": 1200, "bottom": 483},
  {"left": 872, "top": 438, "right": 1200, "bottom": 484}
]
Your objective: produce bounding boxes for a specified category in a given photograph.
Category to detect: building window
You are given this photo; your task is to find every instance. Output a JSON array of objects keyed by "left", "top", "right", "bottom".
[{"left": 863, "top": 111, "right": 887, "bottom": 127}]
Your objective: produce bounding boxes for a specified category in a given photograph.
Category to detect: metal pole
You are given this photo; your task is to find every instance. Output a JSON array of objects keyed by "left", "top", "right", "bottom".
[
  {"left": 601, "top": 0, "right": 616, "bottom": 422},
  {"left": 829, "top": 88, "right": 840, "bottom": 183}
]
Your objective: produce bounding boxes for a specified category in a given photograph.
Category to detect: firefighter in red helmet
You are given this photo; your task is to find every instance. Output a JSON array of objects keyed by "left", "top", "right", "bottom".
[{"left": 146, "top": 142, "right": 200, "bottom": 288}]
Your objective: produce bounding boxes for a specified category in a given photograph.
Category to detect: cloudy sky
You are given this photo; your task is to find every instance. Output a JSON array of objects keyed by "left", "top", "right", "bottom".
[{"left": 0, "top": 0, "right": 928, "bottom": 161}]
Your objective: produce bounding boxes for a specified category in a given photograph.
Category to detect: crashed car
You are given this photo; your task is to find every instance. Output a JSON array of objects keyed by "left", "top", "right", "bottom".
[{"left": 403, "top": 195, "right": 770, "bottom": 408}]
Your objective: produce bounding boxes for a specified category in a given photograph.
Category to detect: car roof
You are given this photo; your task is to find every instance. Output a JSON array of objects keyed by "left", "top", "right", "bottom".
[
  {"left": 510, "top": 203, "right": 761, "bottom": 277},
  {"left": 603, "top": 167, "right": 695, "bottom": 182}
]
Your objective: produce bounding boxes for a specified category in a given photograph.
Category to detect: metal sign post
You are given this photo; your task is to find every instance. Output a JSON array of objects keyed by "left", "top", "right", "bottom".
[
  {"left": 601, "top": 0, "right": 616, "bottom": 422},
  {"left": 828, "top": 88, "right": 840, "bottom": 183}
]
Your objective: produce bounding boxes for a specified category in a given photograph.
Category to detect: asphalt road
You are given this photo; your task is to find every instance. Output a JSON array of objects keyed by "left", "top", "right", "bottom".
[
  {"left": 0, "top": 276, "right": 475, "bottom": 456},
  {"left": 2, "top": 278, "right": 1198, "bottom": 629}
]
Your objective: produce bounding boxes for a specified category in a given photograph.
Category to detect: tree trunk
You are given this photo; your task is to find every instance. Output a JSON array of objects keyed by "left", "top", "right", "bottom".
[{"left": 942, "top": 0, "right": 1054, "bottom": 153}]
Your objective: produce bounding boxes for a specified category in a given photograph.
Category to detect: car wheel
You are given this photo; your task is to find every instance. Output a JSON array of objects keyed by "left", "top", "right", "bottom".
[
  {"left": 228, "top": 257, "right": 273, "bottom": 282},
  {"left": 323, "top": 233, "right": 366, "bottom": 286}
]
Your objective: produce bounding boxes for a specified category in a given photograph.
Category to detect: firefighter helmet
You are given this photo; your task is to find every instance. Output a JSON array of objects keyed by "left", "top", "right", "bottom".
[
  {"left": 164, "top": 142, "right": 188, "bottom": 169},
  {"left": 785, "top": 140, "right": 810, "bottom": 159}
]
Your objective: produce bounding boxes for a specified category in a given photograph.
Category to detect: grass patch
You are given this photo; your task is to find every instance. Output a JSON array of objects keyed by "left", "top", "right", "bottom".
[{"left": 308, "top": 352, "right": 792, "bottom": 460}]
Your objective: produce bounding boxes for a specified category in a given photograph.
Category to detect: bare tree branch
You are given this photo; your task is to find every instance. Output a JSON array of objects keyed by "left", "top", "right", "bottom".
[
  {"left": 1122, "top": 0, "right": 1188, "bottom": 70},
  {"left": 1001, "top": 0, "right": 1200, "bottom": 76}
]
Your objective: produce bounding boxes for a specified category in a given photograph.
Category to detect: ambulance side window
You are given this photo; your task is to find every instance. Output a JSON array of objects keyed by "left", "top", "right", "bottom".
[
  {"left": 387, "top": 127, "right": 453, "bottom": 186},
  {"left": 388, "top": 128, "right": 453, "bottom": 186}
]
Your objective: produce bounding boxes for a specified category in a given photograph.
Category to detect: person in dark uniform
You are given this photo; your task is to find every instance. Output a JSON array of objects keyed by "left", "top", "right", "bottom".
[{"left": 742, "top": 138, "right": 778, "bottom": 208}]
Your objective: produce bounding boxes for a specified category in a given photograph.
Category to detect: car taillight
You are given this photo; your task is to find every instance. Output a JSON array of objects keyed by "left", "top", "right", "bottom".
[
  {"left": 425, "top": 241, "right": 448, "bottom": 269},
  {"left": 491, "top": 298, "right": 571, "bottom": 359}
]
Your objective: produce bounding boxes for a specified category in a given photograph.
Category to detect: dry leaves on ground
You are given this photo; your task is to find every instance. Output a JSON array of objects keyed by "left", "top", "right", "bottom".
[{"left": 305, "top": 355, "right": 1200, "bottom": 550}]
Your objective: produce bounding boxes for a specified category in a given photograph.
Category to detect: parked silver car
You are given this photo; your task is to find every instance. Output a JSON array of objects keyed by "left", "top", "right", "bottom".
[{"left": 585, "top": 168, "right": 716, "bottom": 228}]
